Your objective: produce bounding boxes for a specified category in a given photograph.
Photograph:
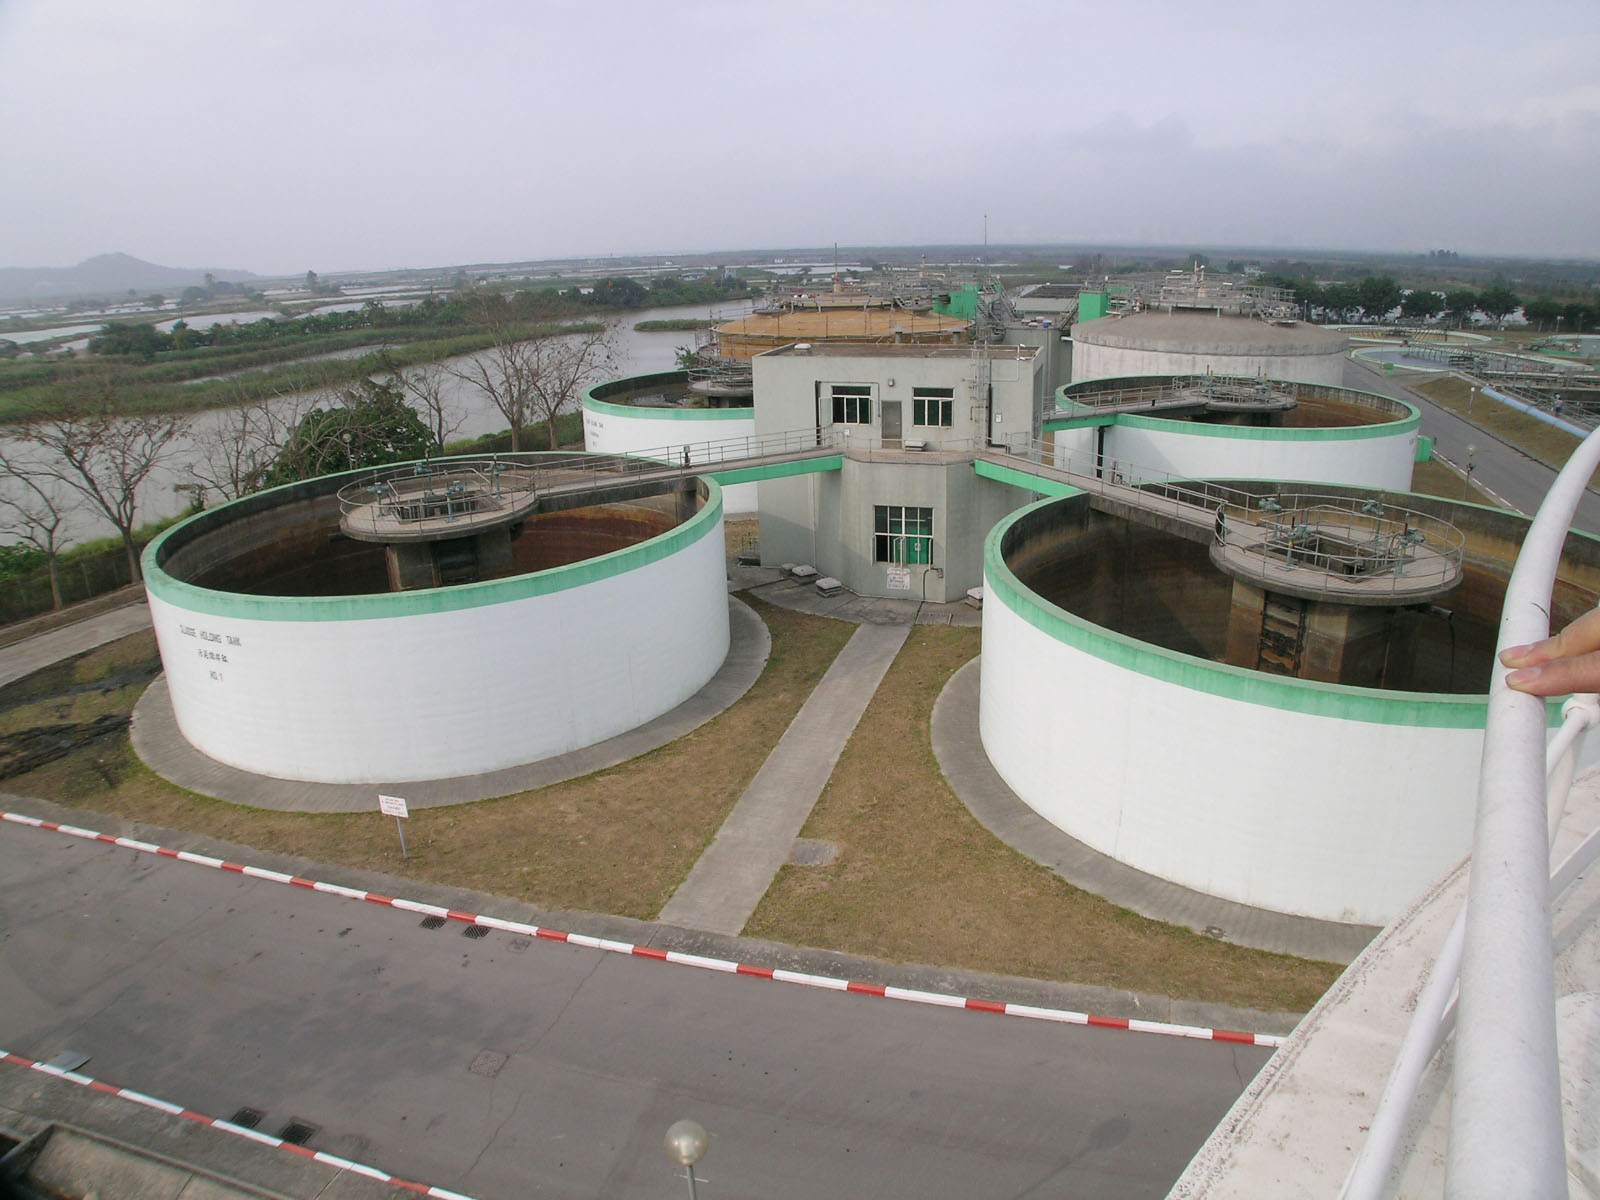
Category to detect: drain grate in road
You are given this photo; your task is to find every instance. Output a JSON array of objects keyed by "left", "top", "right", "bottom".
[
  {"left": 228, "top": 1107, "right": 264, "bottom": 1130},
  {"left": 463, "top": 924, "right": 489, "bottom": 939},
  {"left": 419, "top": 915, "right": 447, "bottom": 930},
  {"left": 278, "top": 1119, "right": 319, "bottom": 1146}
]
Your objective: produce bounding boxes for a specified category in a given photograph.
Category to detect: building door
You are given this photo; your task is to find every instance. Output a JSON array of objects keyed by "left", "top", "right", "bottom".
[{"left": 881, "top": 400, "right": 902, "bottom": 450}]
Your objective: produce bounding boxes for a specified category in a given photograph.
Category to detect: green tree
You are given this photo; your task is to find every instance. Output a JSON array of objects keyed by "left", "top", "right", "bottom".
[
  {"left": 262, "top": 377, "right": 440, "bottom": 487},
  {"left": 1356, "top": 275, "right": 1403, "bottom": 322},
  {"left": 587, "top": 276, "right": 649, "bottom": 308},
  {"left": 1562, "top": 302, "right": 1596, "bottom": 333},
  {"left": 1400, "top": 289, "right": 1445, "bottom": 321},
  {"left": 1477, "top": 285, "right": 1521, "bottom": 327},
  {"left": 1523, "top": 297, "right": 1563, "bottom": 332},
  {"left": 1444, "top": 290, "right": 1480, "bottom": 328}
]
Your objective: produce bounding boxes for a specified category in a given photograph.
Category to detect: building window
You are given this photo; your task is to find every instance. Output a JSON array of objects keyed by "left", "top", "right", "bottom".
[
  {"left": 873, "top": 505, "right": 933, "bottom": 564},
  {"left": 912, "top": 387, "right": 954, "bottom": 427},
  {"left": 831, "top": 384, "right": 872, "bottom": 425}
]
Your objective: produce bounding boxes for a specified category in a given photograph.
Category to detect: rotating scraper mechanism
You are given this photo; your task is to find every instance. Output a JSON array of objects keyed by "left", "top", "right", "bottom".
[
  {"left": 1210, "top": 492, "right": 1465, "bottom": 604},
  {"left": 336, "top": 458, "right": 543, "bottom": 544}
]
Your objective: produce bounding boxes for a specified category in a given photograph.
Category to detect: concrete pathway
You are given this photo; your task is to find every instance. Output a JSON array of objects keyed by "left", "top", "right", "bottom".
[
  {"left": 0, "top": 599, "right": 153, "bottom": 690},
  {"left": 658, "top": 619, "right": 910, "bottom": 936},
  {"left": 931, "top": 657, "right": 1378, "bottom": 964}
]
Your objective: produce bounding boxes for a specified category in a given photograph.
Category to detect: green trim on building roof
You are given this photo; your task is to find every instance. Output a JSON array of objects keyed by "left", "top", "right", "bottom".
[
  {"left": 983, "top": 497, "right": 1563, "bottom": 729},
  {"left": 708, "top": 454, "right": 843, "bottom": 485},
  {"left": 144, "top": 469, "right": 725, "bottom": 624},
  {"left": 972, "top": 459, "right": 1082, "bottom": 497}
]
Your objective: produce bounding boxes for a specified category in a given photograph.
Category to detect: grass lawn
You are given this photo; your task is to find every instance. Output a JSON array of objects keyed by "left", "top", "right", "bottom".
[
  {"left": 1407, "top": 456, "right": 1512, "bottom": 507},
  {"left": 1413, "top": 376, "right": 1595, "bottom": 484},
  {"left": 745, "top": 626, "right": 1341, "bottom": 1012}
]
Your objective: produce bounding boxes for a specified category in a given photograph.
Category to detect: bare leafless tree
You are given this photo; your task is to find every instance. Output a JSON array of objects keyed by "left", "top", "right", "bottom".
[
  {"left": 0, "top": 452, "right": 74, "bottom": 609},
  {"left": 397, "top": 360, "right": 466, "bottom": 450},
  {"left": 15, "top": 374, "right": 181, "bottom": 582},
  {"left": 186, "top": 379, "right": 314, "bottom": 504},
  {"left": 448, "top": 308, "right": 617, "bottom": 450}
]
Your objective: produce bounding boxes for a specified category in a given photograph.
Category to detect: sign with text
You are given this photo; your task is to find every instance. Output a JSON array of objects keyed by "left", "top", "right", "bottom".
[
  {"left": 886, "top": 566, "right": 911, "bottom": 591},
  {"left": 378, "top": 794, "right": 410, "bottom": 819}
]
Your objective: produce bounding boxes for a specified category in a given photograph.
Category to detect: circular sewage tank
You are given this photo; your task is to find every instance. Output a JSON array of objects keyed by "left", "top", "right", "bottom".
[
  {"left": 141, "top": 453, "right": 730, "bottom": 784},
  {"left": 1070, "top": 311, "right": 1349, "bottom": 387},
  {"left": 1048, "top": 376, "right": 1421, "bottom": 491},
  {"left": 978, "top": 489, "right": 1600, "bottom": 926},
  {"left": 582, "top": 371, "right": 758, "bottom": 513}
]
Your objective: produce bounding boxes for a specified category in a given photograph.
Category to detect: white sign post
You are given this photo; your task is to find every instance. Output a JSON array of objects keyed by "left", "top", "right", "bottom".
[{"left": 378, "top": 794, "right": 410, "bottom": 859}]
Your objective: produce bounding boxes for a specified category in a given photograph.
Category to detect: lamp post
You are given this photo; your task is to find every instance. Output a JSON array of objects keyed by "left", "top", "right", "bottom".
[
  {"left": 664, "top": 1119, "right": 708, "bottom": 1199},
  {"left": 1467, "top": 442, "right": 1478, "bottom": 497},
  {"left": 1469, "top": 385, "right": 1477, "bottom": 421}
]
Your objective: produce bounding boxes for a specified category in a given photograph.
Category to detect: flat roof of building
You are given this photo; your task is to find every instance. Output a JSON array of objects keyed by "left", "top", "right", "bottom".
[
  {"left": 716, "top": 309, "right": 969, "bottom": 340},
  {"left": 761, "top": 342, "right": 1038, "bottom": 360}
]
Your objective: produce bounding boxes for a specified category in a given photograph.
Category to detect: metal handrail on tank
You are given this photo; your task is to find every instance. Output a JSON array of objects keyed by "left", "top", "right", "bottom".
[
  {"left": 337, "top": 460, "right": 539, "bottom": 528},
  {"left": 1210, "top": 496, "right": 1465, "bottom": 600},
  {"left": 1337, "top": 424, "right": 1600, "bottom": 1200}
]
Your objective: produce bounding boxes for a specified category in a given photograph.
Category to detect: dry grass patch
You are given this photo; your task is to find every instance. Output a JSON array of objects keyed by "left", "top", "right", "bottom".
[
  {"left": 7, "top": 602, "right": 855, "bottom": 921},
  {"left": 1414, "top": 376, "right": 1594, "bottom": 484},
  {"left": 1407, "top": 458, "right": 1512, "bottom": 508},
  {"left": 746, "top": 626, "right": 1342, "bottom": 1012}
]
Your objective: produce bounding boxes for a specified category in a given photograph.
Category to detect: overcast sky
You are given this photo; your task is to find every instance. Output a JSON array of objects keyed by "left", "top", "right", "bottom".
[{"left": 2, "top": 0, "right": 1597, "bottom": 275}]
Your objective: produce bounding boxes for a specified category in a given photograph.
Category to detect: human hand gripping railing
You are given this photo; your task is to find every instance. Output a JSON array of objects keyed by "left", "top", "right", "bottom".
[{"left": 1337, "top": 423, "right": 1600, "bottom": 1200}]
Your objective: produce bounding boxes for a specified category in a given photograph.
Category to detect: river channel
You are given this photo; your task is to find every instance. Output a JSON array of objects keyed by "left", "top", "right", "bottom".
[{"left": 2, "top": 299, "right": 754, "bottom": 545}]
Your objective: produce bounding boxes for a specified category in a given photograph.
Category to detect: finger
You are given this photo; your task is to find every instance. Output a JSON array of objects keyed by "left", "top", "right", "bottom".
[
  {"left": 1504, "top": 649, "right": 1600, "bottom": 697},
  {"left": 1501, "top": 607, "right": 1600, "bottom": 668}
]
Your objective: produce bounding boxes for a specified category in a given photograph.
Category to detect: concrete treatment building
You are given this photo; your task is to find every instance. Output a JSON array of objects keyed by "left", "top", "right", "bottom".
[{"left": 136, "top": 295, "right": 1596, "bottom": 932}]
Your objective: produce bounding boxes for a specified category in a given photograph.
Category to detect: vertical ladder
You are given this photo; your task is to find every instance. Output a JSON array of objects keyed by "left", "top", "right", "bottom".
[{"left": 1256, "top": 593, "right": 1307, "bottom": 675}]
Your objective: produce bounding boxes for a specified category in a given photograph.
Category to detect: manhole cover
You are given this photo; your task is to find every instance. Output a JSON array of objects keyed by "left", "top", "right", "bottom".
[
  {"left": 278, "top": 1119, "right": 319, "bottom": 1146},
  {"left": 469, "top": 1051, "right": 508, "bottom": 1078},
  {"left": 788, "top": 838, "right": 839, "bottom": 867},
  {"left": 463, "top": 924, "right": 489, "bottom": 939},
  {"left": 419, "top": 915, "right": 447, "bottom": 930},
  {"left": 228, "top": 1108, "right": 264, "bottom": 1130}
]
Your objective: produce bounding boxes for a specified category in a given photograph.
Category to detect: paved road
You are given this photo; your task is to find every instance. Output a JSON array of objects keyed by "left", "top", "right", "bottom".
[
  {"left": 0, "top": 822, "right": 1268, "bottom": 1200},
  {"left": 1344, "top": 358, "right": 1600, "bottom": 536}
]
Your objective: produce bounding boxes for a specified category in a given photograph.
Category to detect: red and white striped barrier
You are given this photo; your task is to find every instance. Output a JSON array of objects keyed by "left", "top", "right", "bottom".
[
  {"left": 0, "top": 810, "right": 1284, "bottom": 1049},
  {"left": 0, "top": 1048, "right": 478, "bottom": 1200}
]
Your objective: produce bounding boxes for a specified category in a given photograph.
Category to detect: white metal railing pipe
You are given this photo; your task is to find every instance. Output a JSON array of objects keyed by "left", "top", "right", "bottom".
[
  {"left": 1344, "top": 697, "right": 1598, "bottom": 1200},
  {"left": 1447, "top": 424, "right": 1600, "bottom": 1198}
]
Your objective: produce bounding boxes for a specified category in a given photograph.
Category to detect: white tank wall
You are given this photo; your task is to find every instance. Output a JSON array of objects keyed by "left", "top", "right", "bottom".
[
  {"left": 148, "top": 501, "right": 730, "bottom": 784},
  {"left": 1101, "top": 421, "right": 1416, "bottom": 490},
  {"left": 1071, "top": 342, "right": 1347, "bottom": 388},
  {"left": 583, "top": 402, "right": 758, "bottom": 513},
  {"left": 979, "top": 584, "right": 1482, "bottom": 925}
]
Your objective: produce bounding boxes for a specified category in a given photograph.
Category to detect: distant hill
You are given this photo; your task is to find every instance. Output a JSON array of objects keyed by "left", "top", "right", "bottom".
[{"left": 0, "top": 253, "right": 261, "bottom": 301}]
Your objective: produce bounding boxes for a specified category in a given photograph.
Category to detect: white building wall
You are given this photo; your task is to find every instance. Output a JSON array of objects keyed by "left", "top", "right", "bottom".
[
  {"left": 582, "top": 404, "right": 758, "bottom": 513},
  {"left": 150, "top": 512, "right": 729, "bottom": 784},
  {"left": 979, "top": 583, "right": 1483, "bottom": 925}
]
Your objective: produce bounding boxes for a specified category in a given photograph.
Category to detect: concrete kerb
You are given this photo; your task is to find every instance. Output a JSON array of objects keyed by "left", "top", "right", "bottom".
[
  {"left": 130, "top": 596, "right": 769, "bottom": 812},
  {"left": 931, "top": 657, "right": 1379, "bottom": 965},
  {"left": 0, "top": 793, "right": 1304, "bottom": 1038}
]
